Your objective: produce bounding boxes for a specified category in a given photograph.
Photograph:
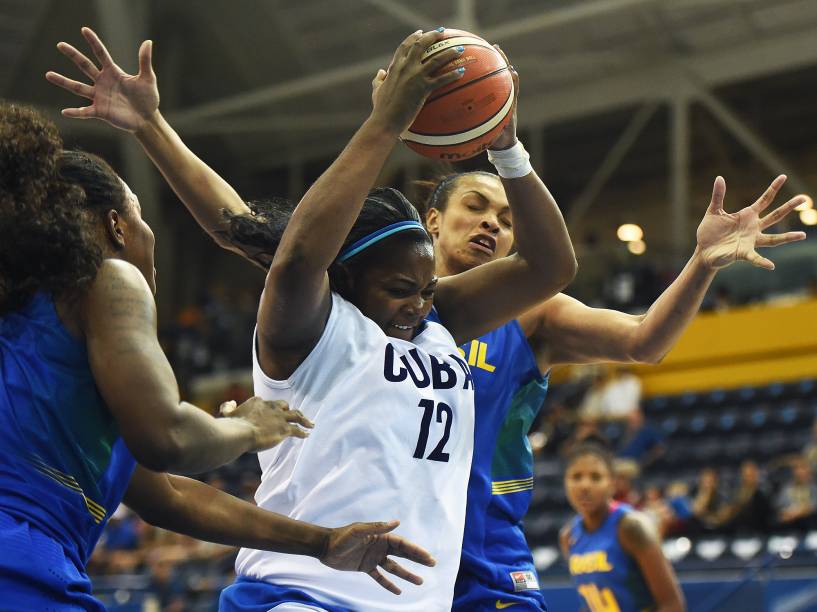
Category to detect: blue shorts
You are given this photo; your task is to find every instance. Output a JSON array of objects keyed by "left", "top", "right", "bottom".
[
  {"left": 220, "top": 576, "right": 351, "bottom": 612},
  {"left": 0, "top": 509, "right": 103, "bottom": 611},
  {"left": 453, "top": 570, "right": 548, "bottom": 612}
]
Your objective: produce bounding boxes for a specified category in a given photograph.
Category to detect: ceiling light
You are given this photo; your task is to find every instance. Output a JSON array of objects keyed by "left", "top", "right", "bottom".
[
  {"left": 795, "top": 195, "right": 813, "bottom": 212},
  {"left": 800, "top": 208, "right": 817, "bottom": 226},
  {"left": 617, "top": 223, "right": 643, "bottom": 242},
  {"left": 628, "top": 239, "right": 646, "bottom": 255}
]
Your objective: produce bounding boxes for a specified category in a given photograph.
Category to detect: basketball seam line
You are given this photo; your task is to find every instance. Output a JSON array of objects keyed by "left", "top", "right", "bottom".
[
  {"left": 425, "top": 66, "right": 510, "bottom": 105},
  {"left": 404, "top": 88, "right": 514, "bottom": 142}
]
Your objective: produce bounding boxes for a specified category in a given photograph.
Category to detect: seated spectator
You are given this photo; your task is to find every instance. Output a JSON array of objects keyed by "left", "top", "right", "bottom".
[
  {"left": 617, "top": 408, "right": 665, "bottom": 468},
  {"left": 612, "top": 458, "right": 641, "bottom": 506},
  {"left": 690, "top": 467, "right": 726, "bottom": 532},
  {"left": 803, "top": 419, "right": 817, "bottom": 473},
  {"left": 559, "top": 418, "right": 601, "bottom": 458},
  {"left": 664, "top": 481, "right": 694, "bottom": 537},
  {"left": 721, "top": 460, "right": 773, "bottom": 534},
  {"left": 641, "top": 485, "right": 674, "bottom": 537},
  {"left": 87, "top": 505, "right": 144, "bottom": 575},
  {"left": 777, "top": 457, "right": 817, "bottom": 530},
  {"left": 578, "top": 367, "right": 642, "bottom": 422},
  {"left": 536, "top": 401, "right": 575, "bottom": 457}
]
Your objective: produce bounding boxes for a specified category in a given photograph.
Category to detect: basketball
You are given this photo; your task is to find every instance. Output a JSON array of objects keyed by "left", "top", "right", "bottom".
[{"left": 401, "top": 29, "right": 514, "bottom": 161}]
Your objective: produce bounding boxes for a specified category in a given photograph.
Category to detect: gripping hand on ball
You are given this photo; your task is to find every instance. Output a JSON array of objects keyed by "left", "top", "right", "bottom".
[
  {"left": 488, "top": 44, "right": 520, "bottom": 151},
  {"left": 370, "top": 28, "right": 465, "bottom": 136},
  {"left": 696, "top": 175, "right": 806, "bottom": 271},
  {"left": 46, "top": 27, "right": 159, "bottom": 133}
]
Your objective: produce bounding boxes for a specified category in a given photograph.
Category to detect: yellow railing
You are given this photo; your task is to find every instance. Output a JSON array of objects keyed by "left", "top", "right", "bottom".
[{"left": 632, "top": 297, "right": 817, "bottom": 396}]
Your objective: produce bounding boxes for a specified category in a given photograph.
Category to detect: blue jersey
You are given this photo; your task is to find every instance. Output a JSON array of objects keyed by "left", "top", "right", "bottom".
[
  {"left": 0, "top": 293, "right": 136, "bottom": 610},
  {"left": 568, "top": 504, "right": 655, "bottom": 612},
  {"left": 449, "top": 320, "right": 549, "bottom": 610}
]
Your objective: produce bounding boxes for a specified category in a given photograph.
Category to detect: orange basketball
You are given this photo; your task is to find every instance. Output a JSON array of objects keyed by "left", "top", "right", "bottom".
[{"left": 401, "top": 29, "right": 514, "bottom": 161}]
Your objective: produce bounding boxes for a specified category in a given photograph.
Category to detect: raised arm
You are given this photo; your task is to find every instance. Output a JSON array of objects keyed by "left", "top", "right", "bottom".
[
  {"left": 83, "top": 260, "right": 311, "bottom": 474},
  {"left": 256, "top": 30, "right": 463, "bottom": 366},
  {"left": 618, "top": 512, "right": 685, "bottom": 612},
  {"left": 46, "top": 28, "right": 257, "bottom": 263},
  {"left": 434, "top": 58, "right": 577, "bottom": 344},
  {"left": 125, "top": 466, "right": 435, "bottom": 595},
  {"left": 521, "top": 175, "right": 806, "bottom": 370}
]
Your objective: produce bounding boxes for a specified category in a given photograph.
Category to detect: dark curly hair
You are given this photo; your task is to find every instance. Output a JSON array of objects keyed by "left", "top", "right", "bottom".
[
  {"left": 222, "top": 187, "right": 430, "bottom": 300},
  {"left": 0, "top": 102, "right": 127, "bottom": 316}
]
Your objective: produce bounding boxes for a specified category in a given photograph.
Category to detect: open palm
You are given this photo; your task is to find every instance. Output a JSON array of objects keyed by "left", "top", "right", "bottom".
[
  {"left": 696, "top": 175, "right": 806, "bottom": 271},
  {"left": 321, "top": 520, "right": 435, "bottom": 595},
  {"left": 46, "top": 27, "right": 158, "bottom": 132}
]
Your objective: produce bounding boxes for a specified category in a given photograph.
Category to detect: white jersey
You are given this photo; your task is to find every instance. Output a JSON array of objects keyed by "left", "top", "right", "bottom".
[{"left": 236, "top": 293, "right": 475, "bottom": 611}]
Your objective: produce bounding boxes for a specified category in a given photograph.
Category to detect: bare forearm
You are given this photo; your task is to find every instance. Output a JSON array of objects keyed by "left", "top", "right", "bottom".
[
  {"left": 500, "top": 172, "right": 576, "bottom": 287},
  {"left": 154, "top": 475, "right": 328, "bottom": 556},
  {"left": 134, "top": 111, "right": 249, "bottom": 246},
  {"left": 632, "top": 248, "right": 716, "bottom": 363},
  {"left": 273, "top": 117, "right": 397, "bottom": 275},
  {"left": 164, "top": 402, "right": 257, "bottom": 474}
]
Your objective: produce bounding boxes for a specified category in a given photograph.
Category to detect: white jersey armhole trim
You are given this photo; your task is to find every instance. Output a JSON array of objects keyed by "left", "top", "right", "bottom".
[{"left": 252, "top": 292, "right": 340, "bottom": 390}]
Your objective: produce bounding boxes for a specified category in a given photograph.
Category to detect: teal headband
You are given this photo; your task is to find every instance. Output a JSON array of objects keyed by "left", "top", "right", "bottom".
[{"left": 337, "top": 221, "right": 427, "bottom": 262}]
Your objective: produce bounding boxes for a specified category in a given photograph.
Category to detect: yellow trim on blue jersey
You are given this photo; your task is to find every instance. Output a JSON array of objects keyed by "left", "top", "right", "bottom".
[
  {"left": 26, "top": 455, "right": 107, "bottom": 523},
  {"left": 491, "top": 476, "right": 534, "bottom": 495}
]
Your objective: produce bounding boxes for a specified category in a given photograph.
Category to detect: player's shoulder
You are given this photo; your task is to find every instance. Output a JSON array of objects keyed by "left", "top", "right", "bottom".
[
  {"left": 89, "top": 258, "right": 152, "bottom": 294},
  {"left": 617, "top": 509, "right": 659, "bottom": 552},
  {"left": 82, "top": 259, "right": 155, "bottom": 326}
]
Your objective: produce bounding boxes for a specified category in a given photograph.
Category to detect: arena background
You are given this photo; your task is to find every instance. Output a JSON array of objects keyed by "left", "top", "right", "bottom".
[{"left": 6, "top": 0, "right": 817, "bottom": 610}]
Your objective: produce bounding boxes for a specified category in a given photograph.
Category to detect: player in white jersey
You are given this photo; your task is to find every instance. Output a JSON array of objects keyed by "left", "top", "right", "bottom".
[{"left": 47, "top": 27, "right": 578, "bottom": 610}]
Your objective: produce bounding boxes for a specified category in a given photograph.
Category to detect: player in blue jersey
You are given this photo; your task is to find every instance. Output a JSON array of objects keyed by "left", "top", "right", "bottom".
[
  {"left": 420, "top": 165, "right": 805, "bottom": 610},
  {"left": 0, "top": 103, "right": 439, "bottom": 611},
  {"left": 560, "top": 438, "right": 684, "bottom": 611}
]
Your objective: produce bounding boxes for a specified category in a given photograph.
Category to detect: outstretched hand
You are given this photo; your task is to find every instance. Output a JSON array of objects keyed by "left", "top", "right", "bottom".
[
  {"left": 696, "top": 175, "right": 807, "bottom": 270},
  {"left": 46, "top": 27, "right": 159, "bottom": 132},
  {"left": 321, "top": 520, "right": 436, "bottom": 595}
]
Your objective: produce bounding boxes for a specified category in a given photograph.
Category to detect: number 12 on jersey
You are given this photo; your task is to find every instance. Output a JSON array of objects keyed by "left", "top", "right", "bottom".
[{"left": 413, "top": 400, "right": 453, "bottom": 462}]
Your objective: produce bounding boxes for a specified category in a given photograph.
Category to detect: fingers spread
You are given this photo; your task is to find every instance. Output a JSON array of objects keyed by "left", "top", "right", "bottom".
[
  {"left": 428, "top": 68, "right": 464, "bottom": 91},
  {"left": 288, "top": 425, "right": 310, "bottom": 439},
  {"left": 745, "top": 249, "right": 775, "bottom": 270},
  {"left": 57, "top": 42, "right": 99, "bottom": 80},
  {"left": 415, "top": 28, "right": 445, "bottom": 55},
  {"left": 138, "top": 40, "right": 154, "bottom": 77},
  {"left": 751, "top": 174, "right": 786, "bottom": 213},
  {"left": 81, "top": 27, "right": 115, "bottom": 68},
  {"left": 354, "top": 520, "right": 399, "bottom": 537},
  {"left": 387, "top": 535, "right": 436, "bottom": 566},
  {"left": 380, "top": 557, "right": 423, "bottom": 586},
  {"left": 46, "top": 72, "right": 94, "bottom": 99},
  {"left": 423, "top": 46, "right": 463, "bottom": 76},
  {"left": 756, "top": 231, "right": 807, "bottom": 248},
  {"left": 368, "top": 568, "right": 400, "bottom": 595},
  {"left": 285, "top": 410, "right": 315, "bottom": 429},
  {"left": 707, "top": 176, "right": 726, "bottom": 214},
  {"left": 760, "top": 195, "right": 807, "bottom": 230},
  {"left": 61, "top": 106, "right": 97, "bottom": 120}
]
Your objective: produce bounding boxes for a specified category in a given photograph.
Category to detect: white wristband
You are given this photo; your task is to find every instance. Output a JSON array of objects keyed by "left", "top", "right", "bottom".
[{"left": 487, "top": 140, "right": 533, "bottom": 179}]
